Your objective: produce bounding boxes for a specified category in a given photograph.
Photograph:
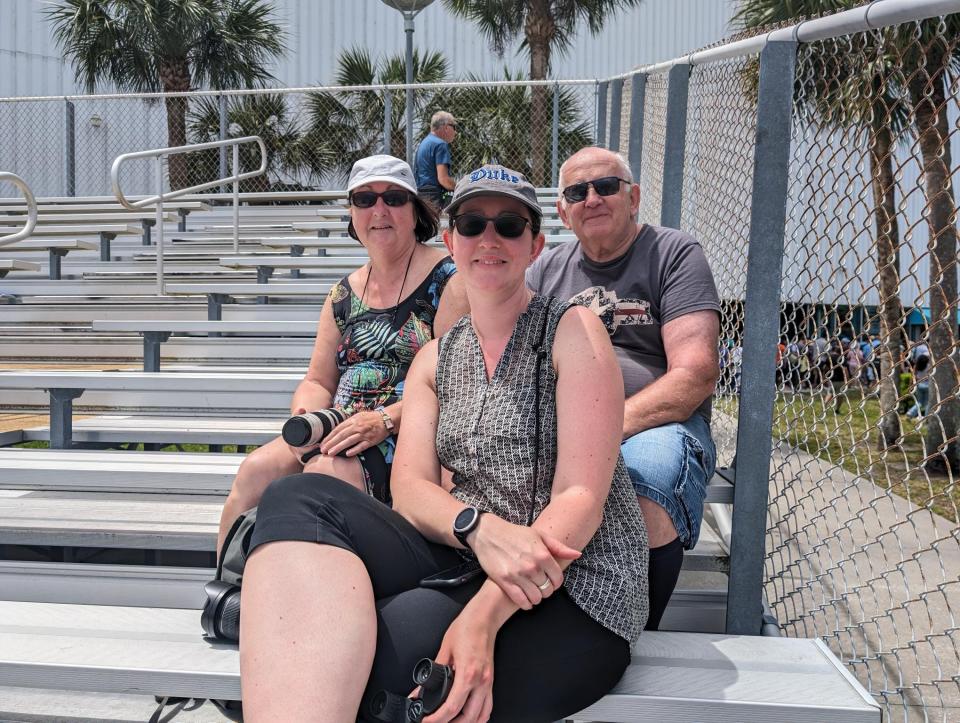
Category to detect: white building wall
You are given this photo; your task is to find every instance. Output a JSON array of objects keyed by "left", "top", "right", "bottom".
[{"left": 0, "top": 0, "right": 737, "bottom": 97}]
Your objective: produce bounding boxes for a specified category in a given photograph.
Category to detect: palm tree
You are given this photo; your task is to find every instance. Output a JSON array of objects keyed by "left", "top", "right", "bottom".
[
  {"left": 47, "top": 0, "right": 286, "bottom": 189},
  {"left": 299, "top": 48, "right": 450, "bottom": 185},
  {"left": 894, "top": 19, "right": 960, "bottom": 474},
  {"left": 187, "top": 93, "right": 303, "bottom": 192},
  {"left": 424, "top": 69, "right": 594, "bottom": 177},
  {"left": 443, "top": 0, "right": 643, "bottom": 186},
  {"left": 734, "top": 0, "right": 911, "bottom": 452}
]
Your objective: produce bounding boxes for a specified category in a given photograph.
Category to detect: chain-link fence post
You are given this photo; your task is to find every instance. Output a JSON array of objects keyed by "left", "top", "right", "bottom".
[
  {"left": 383, "top": 88, "right": 392, "bottom": 156},
  {"left": 609, "top": 78, "right": 624, "bottom": 152},
  {"left": 64, "top": 100, "right": 75, "bottom": 197},
  {"left": 551, "top": 83, "right": 560, "bottom": 187},
  {"left": 628, "top": 72, "right": 646, "bottom": 182},
  {"left": 726, "top": 40, "right": 797, "bottom": 635},
  {"left": 219, "top": 94, "right": 228, "bottom": 194},
  {"left": 596, "top": 81, "right": 608, "bottom": 148},
  {"left": 660, "top": 64, "right": 690, "bottom": 229}
]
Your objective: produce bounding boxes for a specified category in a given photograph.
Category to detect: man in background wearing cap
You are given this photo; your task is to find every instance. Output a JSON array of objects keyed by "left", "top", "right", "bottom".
[
  {"left": 526, "top": 146, "right": 721, "bottom": 631},
  {"left": 414, "top": 110, "right": 457, "bottom": 211}
]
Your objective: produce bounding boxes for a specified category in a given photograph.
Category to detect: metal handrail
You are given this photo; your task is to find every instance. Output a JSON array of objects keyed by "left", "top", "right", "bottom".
[
  {"left": 111, "top": 136, "right": 267, "bottom": 295},
  {"left": 0, "top": 172, "right": 38, "bottom": 248}
]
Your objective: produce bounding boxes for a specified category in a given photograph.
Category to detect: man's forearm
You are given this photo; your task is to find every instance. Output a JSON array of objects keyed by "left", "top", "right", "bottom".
[{"left": 623, "top": 368, "right": 715, "bottom": 438}]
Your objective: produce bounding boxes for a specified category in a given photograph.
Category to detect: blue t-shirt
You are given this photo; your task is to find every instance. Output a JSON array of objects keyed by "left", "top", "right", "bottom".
[{"left": 414, "top": 133, "right": 451, "bottom": 188}]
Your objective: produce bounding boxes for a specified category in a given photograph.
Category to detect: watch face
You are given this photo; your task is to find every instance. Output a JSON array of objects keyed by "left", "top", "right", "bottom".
[{"left": 454, "top": 507, "right": 477, "bottom": 533}]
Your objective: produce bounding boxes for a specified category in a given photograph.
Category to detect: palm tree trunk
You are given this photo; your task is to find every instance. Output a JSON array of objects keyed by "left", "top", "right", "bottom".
[
  {"left": 526, "top": 0, "right": 553, "bottom": 187},
  {"left": 869, "top": 120, "right": 904, "bottom": 450},
  {"left": 160, "top": 58, "right": 192, "bottom": 191},
  {"left": 910, "top": 61, "right": 960, "bottom": 474}
]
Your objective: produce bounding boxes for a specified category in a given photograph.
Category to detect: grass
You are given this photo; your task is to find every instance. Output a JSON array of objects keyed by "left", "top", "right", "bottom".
[{"left": 719, "top": 389, "right": 959, "bottom": 523}]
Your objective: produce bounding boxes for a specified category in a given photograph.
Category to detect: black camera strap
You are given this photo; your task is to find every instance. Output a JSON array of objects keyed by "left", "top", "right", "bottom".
[{"left": 527, "top": 297, "right": 552, "bottom": 527}]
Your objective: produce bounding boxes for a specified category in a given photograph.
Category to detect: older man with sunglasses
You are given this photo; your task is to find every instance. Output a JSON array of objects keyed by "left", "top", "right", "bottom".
[{"left": 526, "top": 146, "right": 721, "bottom": 631}]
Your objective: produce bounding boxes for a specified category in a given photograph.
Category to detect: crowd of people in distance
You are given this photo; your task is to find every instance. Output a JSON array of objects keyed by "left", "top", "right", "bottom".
[{"left": 719, "top": 331, "right": 933, "bottom": 418}]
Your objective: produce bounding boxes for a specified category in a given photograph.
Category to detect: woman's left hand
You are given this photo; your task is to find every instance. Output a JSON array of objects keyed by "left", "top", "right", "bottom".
[
  {"left": 421, "top": 612, "right": 496, "bottom": 723},
  {"left": 319, "top": 410, "right": 389, "bottom": 457}
]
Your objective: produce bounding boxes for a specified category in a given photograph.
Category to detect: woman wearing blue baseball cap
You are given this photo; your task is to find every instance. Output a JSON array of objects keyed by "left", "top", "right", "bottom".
[{"left": 240, "top": 166, "right": 647, "bottom": 722}]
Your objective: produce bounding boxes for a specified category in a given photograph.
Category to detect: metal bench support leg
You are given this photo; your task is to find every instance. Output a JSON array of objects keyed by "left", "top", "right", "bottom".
[
  {"left": 48, "top": 249, "right": 66, "bottom": 280},
  {"left": 143, "top": 332, "right": 171, "bottom": 372},
  {"left": 178, "top": 209, "right": 188, "bottom": 232},
  {"left": 49, "top": 388, "right": 84, "bottom": 449},
  {"left": 142, "top": 220, "right": 153, "bottom": 246},
  {"left": 257, "top": 266, "right": 273, "bottom": 304},
  {"left": 99, "top": 232, "right": 113, "bottom": 262}
]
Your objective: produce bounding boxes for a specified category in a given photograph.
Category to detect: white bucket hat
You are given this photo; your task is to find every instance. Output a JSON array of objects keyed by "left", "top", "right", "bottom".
[{"left": 347, "top": 154, "right": 417, "bottom": 194}]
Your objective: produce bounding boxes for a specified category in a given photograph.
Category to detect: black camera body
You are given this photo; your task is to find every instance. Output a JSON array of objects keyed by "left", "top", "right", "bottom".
[
  {"left": 281, "top": 408, "right": 347, "bottom": 447},
  {"left": 369, "top": 658, "right": 454, "bottom": 722},
  {"left": 201, "top": 580, "right": 241, "bottom": 642}
]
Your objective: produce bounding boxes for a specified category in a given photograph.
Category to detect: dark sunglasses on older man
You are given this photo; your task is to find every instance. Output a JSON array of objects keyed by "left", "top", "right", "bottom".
[
  {"left": 561, "top": 176, "right": 629, "bottom": 203},
  {"left": 349, "top": 189, "right": 414, "bottom": 208},
  {"left": 452, "top": 213, "right": 531, "bottom": 238}
]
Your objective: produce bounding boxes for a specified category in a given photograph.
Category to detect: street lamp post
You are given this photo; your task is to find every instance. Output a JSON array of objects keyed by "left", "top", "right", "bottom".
[{"left": 380, "top": 0, "right": 436, "bottom": 165}]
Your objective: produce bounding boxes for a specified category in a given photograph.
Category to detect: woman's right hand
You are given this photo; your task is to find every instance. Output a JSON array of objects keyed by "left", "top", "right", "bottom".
[{"left": 469, "top": 515, "right": 580, "bottom": 610}]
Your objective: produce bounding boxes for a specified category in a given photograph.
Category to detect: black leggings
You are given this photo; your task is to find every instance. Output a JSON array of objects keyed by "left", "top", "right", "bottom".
[{"left": 249, "top": 473, "right": 630, "bottom": 723}]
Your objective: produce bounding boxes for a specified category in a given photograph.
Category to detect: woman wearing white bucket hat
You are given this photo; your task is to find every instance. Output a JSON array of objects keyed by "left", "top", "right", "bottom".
[{"left": 216, "top": 155, "right": 468, "bottom": 552}]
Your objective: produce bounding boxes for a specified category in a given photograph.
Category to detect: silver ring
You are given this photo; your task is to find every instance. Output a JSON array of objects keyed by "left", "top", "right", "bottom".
[{"left": 537, "top": 579, "right": 551, "bottom": 591}]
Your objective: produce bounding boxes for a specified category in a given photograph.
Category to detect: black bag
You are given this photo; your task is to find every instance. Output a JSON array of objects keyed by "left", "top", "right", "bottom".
[{"left": 201, "top": 506, "right": 257, "bottom": 642}]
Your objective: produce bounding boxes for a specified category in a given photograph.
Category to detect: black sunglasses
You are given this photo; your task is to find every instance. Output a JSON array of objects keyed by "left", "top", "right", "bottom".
[
  {"left": 451, "top": 213, "right": 531, "bottom": 239},
  {"left": 561, "top": 176, "right": 629, "bottom": 203},
  {"left": 447, "top": 123, "right": 458, "bottom": 131},
  {"left": 349, "top": 189, "right": 414, "bottom": 208}
]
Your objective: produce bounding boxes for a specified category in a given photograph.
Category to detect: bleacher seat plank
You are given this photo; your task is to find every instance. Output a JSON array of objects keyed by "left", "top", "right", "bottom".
[
  {"left": 0, "top": 449, "right": 242, "bottom": 495},
  {"left": 0, "top": 489, "right": 220, "bottom": 550},
  {"left": 0, "top": 603, "right": 880, "bottom": 721},
  {"left": 21, "top": 414, "right": 280, "bottom": 446},
  {"left": 0, "top": 260, "right": 40, "bottom": 276},
  {"left": 0, "top": 560, "right": 210, "bottom": 609}
]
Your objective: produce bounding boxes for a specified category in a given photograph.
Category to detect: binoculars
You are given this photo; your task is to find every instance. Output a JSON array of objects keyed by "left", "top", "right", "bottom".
[
  {"left": 369, "top": 658, "right": 454, "bottom": 722},
  {"left": 282, "top": 408, "right": 347, "bottom": 447}
]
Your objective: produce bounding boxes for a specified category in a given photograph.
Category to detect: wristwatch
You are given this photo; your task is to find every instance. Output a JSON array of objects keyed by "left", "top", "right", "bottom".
[
  {"left": 453, "top": 506, "right": 484, "bottom": 549},
  {"left": 374, "top": 406, "right": 395, "bottom": 432}
]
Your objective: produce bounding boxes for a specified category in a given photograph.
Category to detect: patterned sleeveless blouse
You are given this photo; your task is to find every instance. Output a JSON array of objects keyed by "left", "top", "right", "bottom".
[
  {"left": 436, "top": 294, "right": 649, "bottom": 642},
  {"left": 330, "top": 255, "right": 456, "bottom": 467}
]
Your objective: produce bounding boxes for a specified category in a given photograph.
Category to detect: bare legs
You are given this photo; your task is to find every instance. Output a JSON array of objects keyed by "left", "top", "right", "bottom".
[
  {"left": 217, "top": 436, "right": 366, "bottom": 552},
  {"left": 240, "top": 541, "right": 377, "bottom": 722},
  {"left": 638, "top": 497, "right": 678, "bottom": 548}
]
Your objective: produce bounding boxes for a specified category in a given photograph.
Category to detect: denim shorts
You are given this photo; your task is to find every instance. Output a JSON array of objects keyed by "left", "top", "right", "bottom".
[{"left": 620, "top": 414, "right": 717, "bottom": 549}]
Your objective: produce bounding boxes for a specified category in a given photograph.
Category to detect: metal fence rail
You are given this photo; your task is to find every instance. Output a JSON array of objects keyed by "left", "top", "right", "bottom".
[
  {"left": 0, "top": 172, "right": 37, "bottom": 247},
  {"left": 110, "top": 136, "right": 266, "bottom": 295}
]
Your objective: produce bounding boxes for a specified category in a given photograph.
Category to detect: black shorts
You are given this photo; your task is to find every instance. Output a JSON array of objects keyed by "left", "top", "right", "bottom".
[{"left": 249, "top": 473, "right": 630, "bottom": 723}]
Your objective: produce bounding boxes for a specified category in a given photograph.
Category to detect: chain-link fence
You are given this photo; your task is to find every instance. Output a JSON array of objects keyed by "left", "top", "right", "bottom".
[
  {"left": 766, "top": 17, "right": 960, "bottom": 722},
  {"left": 0, "top": 80, "right": 601, "bottom": 198},
  {"left": 597, "top": 7, "right": 959, "bottom": 721}
]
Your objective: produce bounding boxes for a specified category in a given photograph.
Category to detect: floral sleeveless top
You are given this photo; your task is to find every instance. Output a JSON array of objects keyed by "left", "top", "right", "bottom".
[{"left": 329, "top": 255, "right": 456, "bottom": 465}]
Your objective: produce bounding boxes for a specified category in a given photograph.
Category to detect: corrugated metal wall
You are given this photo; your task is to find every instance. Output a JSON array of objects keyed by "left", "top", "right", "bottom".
[{"left": 1, "top": 0, "right": 737, "bottom": 97}]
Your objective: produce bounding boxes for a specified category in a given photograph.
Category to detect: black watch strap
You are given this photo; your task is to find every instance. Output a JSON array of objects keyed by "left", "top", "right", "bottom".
[{"left": 453, "top": 507, "right": 483, "bottom": 549}]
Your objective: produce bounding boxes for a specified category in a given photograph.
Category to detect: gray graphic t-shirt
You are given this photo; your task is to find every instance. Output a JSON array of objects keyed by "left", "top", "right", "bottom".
[{"left": 526, "top": 224, "right": 720, "bottom": 421}]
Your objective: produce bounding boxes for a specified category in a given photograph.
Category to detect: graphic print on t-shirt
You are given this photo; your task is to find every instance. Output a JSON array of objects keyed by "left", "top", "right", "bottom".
[{"left": 569, "top": 286, "right": 653, "bottom": 334}]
